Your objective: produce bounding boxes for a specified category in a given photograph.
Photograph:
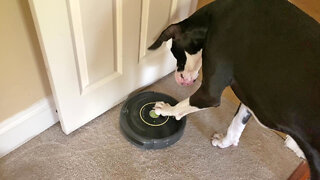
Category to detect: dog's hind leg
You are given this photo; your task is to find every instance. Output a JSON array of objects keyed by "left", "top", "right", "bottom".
[{"left": 212, "top": 103, "right": 251, "bottom": 148}]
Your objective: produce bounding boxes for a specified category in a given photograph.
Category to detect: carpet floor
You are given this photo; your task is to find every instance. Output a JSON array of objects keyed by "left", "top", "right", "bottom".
[{"left": 0, "top": 74, "right": 301, "bottom": 180}]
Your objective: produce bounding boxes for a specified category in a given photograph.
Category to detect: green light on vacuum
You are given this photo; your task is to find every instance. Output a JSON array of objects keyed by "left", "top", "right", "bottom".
[{"left": 149, "top": 110, "right": 159, "bottom": 118}]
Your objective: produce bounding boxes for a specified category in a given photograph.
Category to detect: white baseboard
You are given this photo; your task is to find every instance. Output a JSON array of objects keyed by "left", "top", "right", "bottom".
[{"left": 0, "top": 96, "right": 59, "bottom": 158}]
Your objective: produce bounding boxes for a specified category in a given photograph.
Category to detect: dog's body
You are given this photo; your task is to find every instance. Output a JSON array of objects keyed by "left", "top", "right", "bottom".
[{"left": 149, "top": 0, "right": 320, "bottom": 178}]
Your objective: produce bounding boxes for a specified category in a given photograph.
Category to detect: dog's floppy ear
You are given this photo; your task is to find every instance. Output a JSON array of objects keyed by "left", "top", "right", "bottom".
[{"left": 148, "top": 24, "right": 181, "bottom": 50}]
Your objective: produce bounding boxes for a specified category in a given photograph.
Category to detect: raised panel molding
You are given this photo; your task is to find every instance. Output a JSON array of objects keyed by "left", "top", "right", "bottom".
[
  {"left": 67, "top": 0, "right": 123, "bottom": 95},
  {"left": 139, "top": 0, "right": 178, "bottom": 60}
]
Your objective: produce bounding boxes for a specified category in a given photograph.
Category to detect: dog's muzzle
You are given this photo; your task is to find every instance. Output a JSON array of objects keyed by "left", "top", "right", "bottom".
[{"left": 175, "top": 71, "right": 197, "bottom": 86}]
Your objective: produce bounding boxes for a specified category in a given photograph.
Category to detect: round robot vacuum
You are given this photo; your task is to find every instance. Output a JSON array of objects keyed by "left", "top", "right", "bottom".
[{"left": 120, "top": 91, "right": 186, "bottom": 149}]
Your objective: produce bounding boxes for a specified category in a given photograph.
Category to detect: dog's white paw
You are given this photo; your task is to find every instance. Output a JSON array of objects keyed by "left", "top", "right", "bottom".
[
  {"left": 154, "top": 101, "right": 173, "bottom": 116},
  {"left": 211, "top": 133, "right": 238, "bottom": 148},
  {"left": 154, "top": 102, "right": 184, "bottom": 120}
]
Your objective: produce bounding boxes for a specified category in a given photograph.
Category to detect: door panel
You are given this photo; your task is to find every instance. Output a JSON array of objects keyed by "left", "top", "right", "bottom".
[
  {"left": 78, "top": 0, "right": 116, "bottom": 84},
  {"left": 68, "top": 0, "right": 123, "bottom": 94},
  {"left": 29, "top": 0, "right": 196, "bottom": 134},
  {"left": 139, "top": 0, "right": 173, "bottom": 59}
]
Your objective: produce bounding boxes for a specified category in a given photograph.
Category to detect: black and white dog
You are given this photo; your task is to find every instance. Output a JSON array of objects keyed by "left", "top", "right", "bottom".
[{"left": 149, "top": 0, "right": 320, "bottom": 178}]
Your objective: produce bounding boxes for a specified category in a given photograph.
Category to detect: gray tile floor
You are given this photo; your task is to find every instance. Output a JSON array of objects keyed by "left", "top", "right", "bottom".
[{"left": 0, "top": 74, "right": 301, "bottom": 180}]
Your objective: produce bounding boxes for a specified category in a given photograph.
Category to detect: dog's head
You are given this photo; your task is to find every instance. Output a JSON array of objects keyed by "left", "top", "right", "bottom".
[{"left": 148, "top": 23, "right": 206, "bottom": 86}]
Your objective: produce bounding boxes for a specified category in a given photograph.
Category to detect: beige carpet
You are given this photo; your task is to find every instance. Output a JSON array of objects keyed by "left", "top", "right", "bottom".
[{"left": 0, "top": 74, "right": 301, "bottom": 180}]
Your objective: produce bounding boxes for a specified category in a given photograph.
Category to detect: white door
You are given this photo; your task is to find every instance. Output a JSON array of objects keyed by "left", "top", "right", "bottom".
[{"left": 29, "top": 0, "right": 197, "bottom": 134}]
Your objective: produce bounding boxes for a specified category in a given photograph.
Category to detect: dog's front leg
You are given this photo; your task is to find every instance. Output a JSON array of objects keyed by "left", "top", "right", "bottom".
[
  {"left": 154, "top": 98, "right": 202, "bottom": 120},
  {"left": 155, "top": 61, "right": 232, "bottom": 120}
]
